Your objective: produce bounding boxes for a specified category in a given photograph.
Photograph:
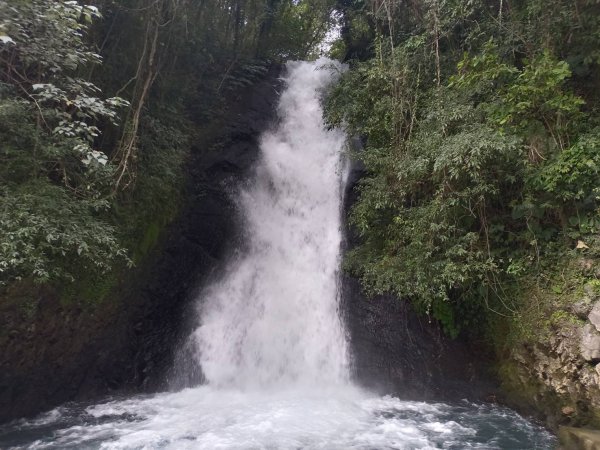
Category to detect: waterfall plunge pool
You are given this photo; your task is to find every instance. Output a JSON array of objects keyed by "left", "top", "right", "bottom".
[{"left": 0, "top": 385, "right": 556, "bottom": 449}]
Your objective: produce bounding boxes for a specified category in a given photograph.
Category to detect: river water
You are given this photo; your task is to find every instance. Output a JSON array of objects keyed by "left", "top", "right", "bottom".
[{"left": 0, "top": 59, "right": 556, "bottom": 449}]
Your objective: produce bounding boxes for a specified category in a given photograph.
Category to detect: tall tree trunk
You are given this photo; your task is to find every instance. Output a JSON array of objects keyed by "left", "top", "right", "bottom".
[{"left": 113, "top": 2, "right": 161, "bottom": 193}]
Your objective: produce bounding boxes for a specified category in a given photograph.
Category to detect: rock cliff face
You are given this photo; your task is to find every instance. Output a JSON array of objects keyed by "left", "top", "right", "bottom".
[
  {"left": 501, "top": 280, "right": 600, "bottom": 430},
  {"left": 341, "top": 159, "right": 496, "bottom": 401},
  {"left": 0, "top": 65, "right": 500, "bottom": 425},
  {"left": 343, "top": 277, "right": 497, "bottom": 400},
  {"left": 0, "top": 67, "right": 283, "bottom": 424}
]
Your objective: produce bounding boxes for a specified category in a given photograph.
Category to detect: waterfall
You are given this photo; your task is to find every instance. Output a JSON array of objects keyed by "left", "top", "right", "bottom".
[
  {"left": 0, "top": 58, "right": 556, "bottom": 450},
  {"left": 192, "top": 59, "right": 349, "bottom": 389}
]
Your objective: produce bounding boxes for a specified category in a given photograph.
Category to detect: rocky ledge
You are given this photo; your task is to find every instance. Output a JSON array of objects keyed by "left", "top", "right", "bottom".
[{"left": 501, "top": 279, "right": 600, "bottom": 430}]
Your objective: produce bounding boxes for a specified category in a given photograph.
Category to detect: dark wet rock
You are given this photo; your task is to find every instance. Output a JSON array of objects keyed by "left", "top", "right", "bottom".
[
  {"left": 343, "top": 277, "right": 496, "bottom": 401},
  {"left": 0, "top": 66, "right": 283, "bottom": 424}
]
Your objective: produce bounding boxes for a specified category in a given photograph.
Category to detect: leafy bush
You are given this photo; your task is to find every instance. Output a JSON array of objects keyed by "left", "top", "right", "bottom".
[
  {"left": 0, "top": 182, "right": 127, "bottom": 284},
  {"left": 0, "top": 1, "right": 128, "bottom": 285}
]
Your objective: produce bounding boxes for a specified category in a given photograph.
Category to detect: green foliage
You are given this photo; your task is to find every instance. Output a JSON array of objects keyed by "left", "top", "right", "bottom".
[
  {"left": 0, "top": 1, "right": 129, "bottom": 285},
  {"left": 0, "top": 0, "right": 128, "bottom": 171},
  {"left": 532, "top": 132, "right": 600, "bottom": 203},
  {"left": 1, "top": 0, "right": 332, "bottom": 291},
  {"left": 454, "top": 48, "right": 584, "bottom": 154},
  {"left": 328, "top": 0, "right": 600, "bottom": 337},
  {"left": 122, "top": 113, "right": 189, "bottom": 262},
  {"left": 328, "top": 46, "right": 522, "bottom": 313},
  {"left": 0, "top": 182, "right": 126, "bottom": 284},
  {"left": 261, "top": 0, "right": 338, "bottom": 59}
]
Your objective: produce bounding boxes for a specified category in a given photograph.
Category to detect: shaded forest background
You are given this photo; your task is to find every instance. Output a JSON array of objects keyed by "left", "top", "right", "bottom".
[{"left": 0, "top": 0, "right": 336, "bottom": 292}]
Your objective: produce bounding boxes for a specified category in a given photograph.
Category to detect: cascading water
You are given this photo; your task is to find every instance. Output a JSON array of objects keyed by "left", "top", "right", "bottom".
[
  {"left": 192, "top": 60, "right": 349, "bottom": 389},
  {"left": 0, "top": 60, "right": 556, "bottom": 450}
]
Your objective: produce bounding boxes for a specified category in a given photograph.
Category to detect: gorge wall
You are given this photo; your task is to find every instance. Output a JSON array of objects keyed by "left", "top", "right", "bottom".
[
  {"left": 499, "top": 277, "right": 600, "bottom": 430},
  {"left": 1, "top": 66, "right": 497, "bottom": 425},
  {"left": 342, "top": 160, "right": 496, "bottom": 402},
  {"left": 0, "top": 67, "right": 282, "bottom": 423}
]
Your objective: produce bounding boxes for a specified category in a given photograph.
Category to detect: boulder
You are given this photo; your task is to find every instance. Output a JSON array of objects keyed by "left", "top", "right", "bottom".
[
  {"left": 585, "top": 283, "right": 600, "bottom": 301},
  {"left": 581, "top": 324, "right": 600, "bottom": 362},
  {"left": 589, "top": 302, "right": 600, "bottom": 333},
  {"left": 572, "top": 298, "right": 595, "bottom": 320}
]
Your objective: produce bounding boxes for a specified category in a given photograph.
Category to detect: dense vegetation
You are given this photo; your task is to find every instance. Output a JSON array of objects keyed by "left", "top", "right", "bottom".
[
  {"left": 326, "top": 0, "right": 600, "bottom": 338},
  {"left": 2, "top": 0, "right": 599, "bottom": 350},
  {"left": 2, "top": 0, "right": 598, "bottom": 340},
  {"left": 0, "top": 0, "right": 335, "bottom": 291}
]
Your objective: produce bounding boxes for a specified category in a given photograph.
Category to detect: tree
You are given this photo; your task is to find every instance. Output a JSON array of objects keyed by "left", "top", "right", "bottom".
[
  {"left": 326, "top": 0, "right": 600, "bottom": 335},
  {"left": 0, "top": 0, "right": 129, "bottom": 284}
]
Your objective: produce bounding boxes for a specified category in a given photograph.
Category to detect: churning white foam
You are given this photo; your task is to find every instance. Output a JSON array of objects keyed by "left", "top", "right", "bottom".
[{"left": 0, "top": 386, "right": 555, "bottom": 449}]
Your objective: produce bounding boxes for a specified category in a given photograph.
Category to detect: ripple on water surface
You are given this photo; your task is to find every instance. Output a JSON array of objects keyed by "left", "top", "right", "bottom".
[{"left": 0, "top": 386, "right": 556, "bottom": 449}]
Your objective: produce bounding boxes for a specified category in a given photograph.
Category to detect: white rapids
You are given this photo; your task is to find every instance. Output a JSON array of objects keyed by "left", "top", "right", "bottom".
[{"left": 0, "top": 59, "right": 556, "bottom": 450}]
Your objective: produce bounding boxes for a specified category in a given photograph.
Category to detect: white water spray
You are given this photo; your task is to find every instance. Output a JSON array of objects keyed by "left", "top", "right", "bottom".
[{"left": 193, "top": 59, "right": 349, "bottom": 389}]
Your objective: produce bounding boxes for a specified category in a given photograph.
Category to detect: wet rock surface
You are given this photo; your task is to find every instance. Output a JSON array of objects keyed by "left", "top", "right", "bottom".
[
  {"left": 0, "top": 66, "right": 283, "bottom": 424},
  {"left": 343, "top": 277, "right": 496, "bottom": 401},
  {"left": 503, "top": 298, "right": 600, "bottom": 430},
  {"left": 341, "top": 159, "right": 496, "bottom": 401}
]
